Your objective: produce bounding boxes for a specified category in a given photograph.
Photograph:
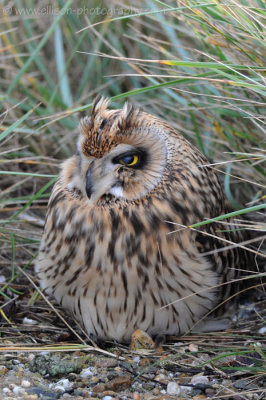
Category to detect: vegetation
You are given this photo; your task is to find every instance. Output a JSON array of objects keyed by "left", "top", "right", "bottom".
[{"left": 0, "top": 0, "right": 265, "bottom": 396}]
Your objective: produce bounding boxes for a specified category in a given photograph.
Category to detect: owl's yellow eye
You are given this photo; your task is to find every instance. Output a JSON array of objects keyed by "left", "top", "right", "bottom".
[
  {"left": 120, "top": 154, "right": 139, "bottom": 166},
  {"left": 112, "top": 150, "right": 145, "bottom": 168}
]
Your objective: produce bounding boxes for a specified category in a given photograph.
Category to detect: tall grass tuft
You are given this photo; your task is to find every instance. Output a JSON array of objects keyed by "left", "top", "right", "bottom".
[{"left": 0, "top": 0, "right": 265, "bottom": 359}]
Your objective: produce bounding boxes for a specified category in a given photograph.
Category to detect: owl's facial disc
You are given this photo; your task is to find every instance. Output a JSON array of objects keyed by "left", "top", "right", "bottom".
[
  {"left": 84, "top": 144, "right": 147, "bottom": 203},
  {"left": 76, "top": 102, "right": 169, "bottom": 203}
]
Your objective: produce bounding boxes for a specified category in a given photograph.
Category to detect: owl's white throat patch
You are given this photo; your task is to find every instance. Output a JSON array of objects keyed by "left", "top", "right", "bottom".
[{"left": 109, "top": 185, "right": 125, "bottom": 199}]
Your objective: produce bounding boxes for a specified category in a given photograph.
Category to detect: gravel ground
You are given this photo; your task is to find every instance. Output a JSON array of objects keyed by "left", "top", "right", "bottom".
[
  {"left": 1, "top": 319, "right": 265, "bottom": 400},
  {"left": 0, "top": 276, "right": 265, "bottom": 400},
  {"left": 1, "top": 345, "right": 265, "bottom": 400}
]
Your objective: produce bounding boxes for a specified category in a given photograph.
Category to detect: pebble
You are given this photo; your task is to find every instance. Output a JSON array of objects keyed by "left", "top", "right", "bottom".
[
  {"left": 80, "top": 367, "right": 93, "bottom": 378},
  {"left": 21, "top": 380, "right": 31, "bottom": 388},
  {"left": 166, "top": 381, "right": 181, "bottom": 395},
  {"left": 142, "top": 382, "right": 154, "bottom": 391},
  {"left": 130, "top": 329, "right": 157, "bottom": 350},
  {"left": 27, "top": 387, "right": 58, "bottom": 399},
  {"left": 0, "top": 365, "right": 8, "bottom": 375},
  {"left": 139, "top": 358, "right": 151, "bottom": 366},
  {"left": 23, "top": 317, "right": 38, "bottom": 325},
  {"left": 133, "top": 393, "right": 142, "bottom": 400},
  {"left": 189, "top": 343, "right": 199, "bottom": 352},
  {"left": 55, "top": 378, "right": 72, "bottom": 391},
  {"left": 92, "top": 383, "right": 106, "bottom": 393},
  {"left": 13, "top": 385, "right": 26, "bottom": 395},
  {"left": 154, "top": 374, "right": 168, "bottom": 385},
  {"left": 233, "top": 380, "right": 258, "bottom": 390},
  {"left": 103, "top": 391, "right": 117, "bottom": 397},
  {"left": 191, "top": 374, "right": 209, "bottom": 386},
  {"left": 95, "top": 358, "right": 118, "bottom": 368},
  {"left": 105, "top": 374, "right": 133, "bottom": 392},
  {"left": 258, "top": 326, "right": 266, "bottom": 334}
]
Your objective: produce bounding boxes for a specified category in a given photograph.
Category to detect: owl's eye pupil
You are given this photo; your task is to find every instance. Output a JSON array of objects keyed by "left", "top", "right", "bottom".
[
  {"left": 113, "top": 152, "right": 141, "bottom": 167},
  {"left": 121, "top": 155, "right": 135, "bottom": 165}
]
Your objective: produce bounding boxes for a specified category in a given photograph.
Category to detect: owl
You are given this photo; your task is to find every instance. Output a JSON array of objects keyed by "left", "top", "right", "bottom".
[{"left": 36, "top": 96, "right": 254, "bottom": 343}]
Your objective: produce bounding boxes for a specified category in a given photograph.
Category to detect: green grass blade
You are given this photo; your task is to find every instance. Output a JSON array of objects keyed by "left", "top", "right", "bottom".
[
  {"left": 6, "top": 0, "right": 73, "bottom": 96},
  {"left": 0, "top": 106, "right": 36, "bottom": 142},
  {"left": 54, "top": 22, "right": 73, "bottom": 108},
  {"left": 189, "top": 204, "right": 266, "bottom": 228}
]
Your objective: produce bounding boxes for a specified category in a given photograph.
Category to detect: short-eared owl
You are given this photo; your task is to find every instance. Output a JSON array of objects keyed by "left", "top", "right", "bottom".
[{"left": 36, "top": 97, "right": 253, "bottom": 342}]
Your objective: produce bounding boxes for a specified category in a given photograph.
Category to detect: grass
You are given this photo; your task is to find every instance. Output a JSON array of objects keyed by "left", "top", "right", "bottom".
[{"left": 0, "top": 0, "right": 265, "bottom": 397}]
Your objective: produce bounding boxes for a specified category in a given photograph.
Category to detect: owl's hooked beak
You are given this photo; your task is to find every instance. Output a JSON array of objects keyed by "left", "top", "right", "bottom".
[
  {"left": 85, "top": 161, "right": 119, "bottom": 203},
  {"left": 85, "top": 164, "right": 94, "bottom": 199}
]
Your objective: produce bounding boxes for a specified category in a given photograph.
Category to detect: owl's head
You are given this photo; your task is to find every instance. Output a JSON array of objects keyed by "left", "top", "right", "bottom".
[{"left": 67, "top": 96, "right": 172, "bottom": 203}]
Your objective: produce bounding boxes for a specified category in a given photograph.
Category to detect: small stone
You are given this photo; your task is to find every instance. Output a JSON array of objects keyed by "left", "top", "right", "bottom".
[
  {"left": 0, "top": 365, "right": 8, "bottom": 375},
  {"left": 17, "top": 366, "right": 25, "bottom": 377},
  {"left": 139, "top": 358, "right": 151, "bottom": 366},
  {"left": 133, "top": 392, "right": 142, "bottom": 400},
  {"left": 143, "top": 394, "right": 155, "bottom": 400},
  {"left": 24, "top": 396, "right": 38, "bottom": 400},
  {"left": 92, "top": 383, "right": 106, "bottom": 393},
  {"left": 13, "top": 386, "right": 26, "bottom": 395},
  {"left": 192, "top": 395, "right": 206, "bottom": 400},
  {"left": 191, "top": 375, "right": 209, "bottom": 386},
  {"left": 167, "top": 381, "right": 180, "bottom": 395},
  {"left": 233, "top": 380, "right": 258, "bottom": 390},
  {"left": 106, "top": 374, "right": 133, "bottom": 392},
  {"left": 28, "top": 354, "right": 35, "bottom": 362},
  {"left": 23, "top": 317, "right": 38, "bottom": 325},
  {"left": 21, "top": 380, "right": 31, "bottom": 388},
  {"left": 154, "top": 373, "right": 168, "bottom": 384},
  {"left": 91, "top": 376, "right": 99, "bottom": 384},
  {"left": 181, "top": 385, "right": 193, "bottom": 394},
  {"left": 189, "top": 343, "right": 199, "bottom": 352},
  {"left": 95, "top": 358, "right": 118, "bottom": 368},
  {"left": 130, "top": 329, "right": 156, "bottom": 350},
  {"left": 80, "top": 367, "right": 93, "bottom": 378},
  {"left": 142, "top": 383, "right": 154, "bottom": 391},
  {"left": 103, "top": 391, "right": 117, "bottom": 397},
  {"left": 54, "top": 385, "right": 66, "bottom": 393},
  {"left": 56, "top": 378, "right": 72, "bottom": 391},
  {"left": 26, "top": 387, "right": 58, "bottom": 399},
  {"left": 102, "top": 396, "right": 113, "bottom": 400}
]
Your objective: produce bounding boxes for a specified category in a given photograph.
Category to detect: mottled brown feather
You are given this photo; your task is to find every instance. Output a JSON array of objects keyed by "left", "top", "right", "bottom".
[{"left": 36, "top": 97, "right": 255, "bottom": 342}]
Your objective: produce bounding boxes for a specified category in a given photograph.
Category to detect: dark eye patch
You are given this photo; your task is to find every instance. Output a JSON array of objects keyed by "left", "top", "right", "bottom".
[{"left": 112, "top": 149, "right": 147, "bottom": 169}]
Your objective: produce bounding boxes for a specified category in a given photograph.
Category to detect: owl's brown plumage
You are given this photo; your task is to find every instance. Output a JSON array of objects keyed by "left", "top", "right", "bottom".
[{"left": 36, "top": 97, "right": 254, "bottom": 342}]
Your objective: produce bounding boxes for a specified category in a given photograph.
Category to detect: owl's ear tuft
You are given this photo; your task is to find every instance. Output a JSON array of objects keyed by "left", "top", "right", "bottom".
[
  {"left": 117, "top": 102, "right": 139, "bottom": 131},
  {"left": 79, "top": 116, "right": 91, "bottom": 137},
  {"left": 91, "top": 95, "right": 110, "bottom": 121},
  {"left": 78, "top": 96, "right": 110, "bottom": 138}
]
